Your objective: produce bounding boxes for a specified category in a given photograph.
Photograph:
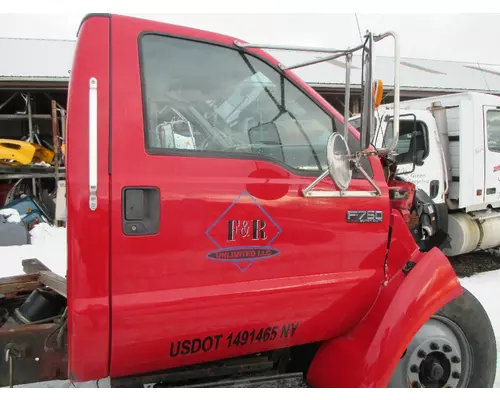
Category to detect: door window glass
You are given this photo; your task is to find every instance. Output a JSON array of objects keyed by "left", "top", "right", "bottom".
[{"left": 139, "top": 34, "right": 372, "bottom": 176}]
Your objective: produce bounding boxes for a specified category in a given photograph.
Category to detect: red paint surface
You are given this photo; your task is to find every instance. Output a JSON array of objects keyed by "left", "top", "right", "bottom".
[
  {"left": 65, "top": 13, "right": 461, "bottom": 385},
  {"left": 108, "top": 14, "right": 390, "bottom": 378},
  {"left": 386, "top": 210, "right": 420, "bottom": 278},
  {"left": 388, "top": 179, "right": 417, "bottom": 230},
  {"left": 66, "top": 15, "right": 111, "bottom": 381}
]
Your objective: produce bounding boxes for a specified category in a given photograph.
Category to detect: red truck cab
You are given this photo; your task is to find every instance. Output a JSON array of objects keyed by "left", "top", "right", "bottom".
[{"left": 54, "top": 14, "right": 495, "bottom": 388}]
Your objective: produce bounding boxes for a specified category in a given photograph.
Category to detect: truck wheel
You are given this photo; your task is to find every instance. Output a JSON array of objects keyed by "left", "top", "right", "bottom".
[{"left": 388, "top": 287, "right": 497, "bottom": 388}]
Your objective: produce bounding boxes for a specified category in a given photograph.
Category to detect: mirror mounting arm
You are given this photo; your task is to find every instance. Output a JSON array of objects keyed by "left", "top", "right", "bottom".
[
  {"left": 373, "top": 31, "right": 400, "bottom": 154},
  {"left": 344, "top": 52, "right": 352, "bottom": 141},
  {"left": 301, "top": 155, "right": 382, "bottom": 198},
  {"left": 352, "top": 158, "right": 382, "bottom": 196},
  {"left": 301, "top": 169, "right": 330, "bottom": 197}
]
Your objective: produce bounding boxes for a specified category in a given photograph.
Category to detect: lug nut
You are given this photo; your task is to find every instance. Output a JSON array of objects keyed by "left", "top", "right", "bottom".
[
  {"left": 451, "top": 356, "right": 460, "bottom": 363},
  {"left": 417, "top": 350, "right": 427, "bottom": 358},
  {"left": 411, "top": 381, "right": 421, "bottom": 388},
  {"left": 430, "top": 342, "right": 439, "bottom": 351},
  {"left": 452, "top": 372, "right": 461, "bottom": 379},
  {"left": 443, "top": 345, "right": 452, "bottom": 353},
  {"left": 410, "top": 364, "right": 419, "bottom": 373}
]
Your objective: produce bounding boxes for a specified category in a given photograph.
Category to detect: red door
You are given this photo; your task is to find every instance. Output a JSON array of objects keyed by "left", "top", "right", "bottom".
[{"left": 109, "top": 15, "right": 390, "bottom": 378}]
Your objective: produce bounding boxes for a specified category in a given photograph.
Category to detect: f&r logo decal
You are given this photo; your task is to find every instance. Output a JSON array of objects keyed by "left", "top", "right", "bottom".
[
  {"left": 205, "top": 190, "right": 282, "bottom": 272},
  {"left": 227, "top": 220, "right": 267, "bottom": 241}
]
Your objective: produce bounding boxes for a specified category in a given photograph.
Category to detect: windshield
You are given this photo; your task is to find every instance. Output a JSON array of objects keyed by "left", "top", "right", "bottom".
[{"left": 140, "top": 34, "right": 372, "bottom": 175}]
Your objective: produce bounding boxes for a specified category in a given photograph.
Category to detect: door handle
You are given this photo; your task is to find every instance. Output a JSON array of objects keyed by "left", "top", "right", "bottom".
[{"left": 122, "top": 187, "right": 160, "bottom": 236}]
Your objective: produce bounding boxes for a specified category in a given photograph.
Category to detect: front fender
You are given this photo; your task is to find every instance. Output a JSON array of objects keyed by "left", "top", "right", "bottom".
[{"left": 306, "top": 246, "right": 462, "bottom": 388}]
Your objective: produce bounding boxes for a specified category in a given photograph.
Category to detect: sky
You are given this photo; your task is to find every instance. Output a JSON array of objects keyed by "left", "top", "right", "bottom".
[{"left": 0, "top": 7, "right": 499, "bottom": 65}]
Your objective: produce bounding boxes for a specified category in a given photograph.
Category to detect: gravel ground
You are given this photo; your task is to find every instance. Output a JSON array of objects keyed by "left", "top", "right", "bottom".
[
  {"left": 449, "top": 249, "right": 500, "bottom": 278},
  {"left": 245, "top": 378, "right": 308, "bottom": 388}
]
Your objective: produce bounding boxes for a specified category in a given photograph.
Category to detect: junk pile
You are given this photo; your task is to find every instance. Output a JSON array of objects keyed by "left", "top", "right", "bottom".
[
  {"left": 0, "top": 208, "right": 30, "bottom": 246},
  {"left": 0, "top": 92, "right": 66, "bottom": 247}
]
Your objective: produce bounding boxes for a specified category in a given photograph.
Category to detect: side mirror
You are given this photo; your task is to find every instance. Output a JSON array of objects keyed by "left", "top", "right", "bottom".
[
  {"left": 248, "top": 121, "right": 285, "bottom": 163},
  {"left": 327, "top": 132, "right": 352, "bottom": 191},
  {"left": 415, "top": 149, "right": 425, "bottom": 166},
  {"left": 248, "top": 122, "right": 280, "bottom": 146}
]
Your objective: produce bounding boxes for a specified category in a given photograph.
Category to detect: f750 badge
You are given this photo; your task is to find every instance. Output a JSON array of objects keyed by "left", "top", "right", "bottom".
[{"left": 346, "top": 210, "right": 383, "bottom": 223}]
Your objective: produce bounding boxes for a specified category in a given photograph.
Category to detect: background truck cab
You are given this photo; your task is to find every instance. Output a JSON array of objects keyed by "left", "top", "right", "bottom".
[{"left": 353, "top": 91, "right": 500, "bottom": 258}]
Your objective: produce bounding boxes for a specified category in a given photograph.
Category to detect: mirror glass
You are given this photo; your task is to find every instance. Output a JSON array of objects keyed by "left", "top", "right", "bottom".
[
  {"left": 326, "top": 132, "right": 352, "bottom": 191},
  {"left": 415, "top": 149, "right": 425, "bottom": 166}
]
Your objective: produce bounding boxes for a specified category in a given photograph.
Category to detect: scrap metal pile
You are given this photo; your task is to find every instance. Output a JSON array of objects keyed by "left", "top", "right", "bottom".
[{"left": 0, "top": 92, "right": 66, "bottom": 247}]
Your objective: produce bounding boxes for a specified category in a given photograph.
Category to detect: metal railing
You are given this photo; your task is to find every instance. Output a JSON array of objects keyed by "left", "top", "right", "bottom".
[{"left": 234, "top": 30, "right": 401, "bottom": 155}]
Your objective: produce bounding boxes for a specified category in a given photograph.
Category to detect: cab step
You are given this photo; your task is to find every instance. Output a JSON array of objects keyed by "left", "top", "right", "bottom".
[{"left": 169, "top": 372, "right": 307, "bottom": 388}]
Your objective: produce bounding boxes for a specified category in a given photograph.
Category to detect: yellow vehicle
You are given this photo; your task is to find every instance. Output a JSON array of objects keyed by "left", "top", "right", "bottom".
[{"left": 0, "top": 139, "right": 54, "bottom": 166}]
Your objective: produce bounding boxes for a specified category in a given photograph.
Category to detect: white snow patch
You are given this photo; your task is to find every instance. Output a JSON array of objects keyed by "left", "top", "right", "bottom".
[
  {"left": 0, "top": 223, "right": 66, "bottom": 279},
  {"left": 0, "top": 208, "right": 21, "bottom": 224},
  {"left": 31, "top": 161, "right": 51, "bottom": 167}
]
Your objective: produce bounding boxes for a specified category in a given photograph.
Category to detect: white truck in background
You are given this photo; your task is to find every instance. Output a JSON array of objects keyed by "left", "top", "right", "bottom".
[{"left": 352, "top": 91, "right": 500, "bottom": 257}]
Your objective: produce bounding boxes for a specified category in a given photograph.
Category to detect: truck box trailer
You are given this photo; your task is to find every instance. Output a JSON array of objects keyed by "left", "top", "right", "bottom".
[{"left": 362, "top": 91, "right": 500, "bottom": 257}]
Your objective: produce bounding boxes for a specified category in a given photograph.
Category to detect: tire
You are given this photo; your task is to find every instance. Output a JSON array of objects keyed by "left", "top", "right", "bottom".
[
  {"left": 388, "top": 287, "right": 497, "bottom": 388},
  {"left": 435, "top": 287, "right": 497, "bottom": 387}
]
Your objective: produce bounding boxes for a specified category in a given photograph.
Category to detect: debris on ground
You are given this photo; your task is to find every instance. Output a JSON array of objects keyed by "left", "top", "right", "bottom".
[
  {"left": 0, "top": 209, "right": 30, "bottom": 246},
  {"left": 449, "top": 251, "right": 500, "bottom": 278}
]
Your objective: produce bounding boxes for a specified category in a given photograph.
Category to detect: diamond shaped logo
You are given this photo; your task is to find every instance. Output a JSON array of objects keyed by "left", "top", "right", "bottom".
[{"left": 205, "top": 190, "right": 282, "bottom": 272}]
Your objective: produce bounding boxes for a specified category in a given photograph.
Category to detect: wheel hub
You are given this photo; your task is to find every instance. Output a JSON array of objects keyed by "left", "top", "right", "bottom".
[
  {"left": 428, "top": 361, "right": 444, "bottom": 381},
  {"left": 388, "top": 317, "right": 472, "bottom": 388},
  {"left": 406, "top": 338, "right": 461, "bottom": 388}
]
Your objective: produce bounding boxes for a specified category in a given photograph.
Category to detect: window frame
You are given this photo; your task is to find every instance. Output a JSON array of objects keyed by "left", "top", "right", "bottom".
[{"left": 137, "top": 31, "right": 374, "bottom": 179}]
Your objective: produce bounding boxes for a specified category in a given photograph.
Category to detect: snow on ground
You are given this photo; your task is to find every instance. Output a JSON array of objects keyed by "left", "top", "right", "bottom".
[
  {"left": 0, "top": 208, "right": 21, "bottom": 224},
  {"left": 1, "top": 225, "right": 499, "bottom": 388}
]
